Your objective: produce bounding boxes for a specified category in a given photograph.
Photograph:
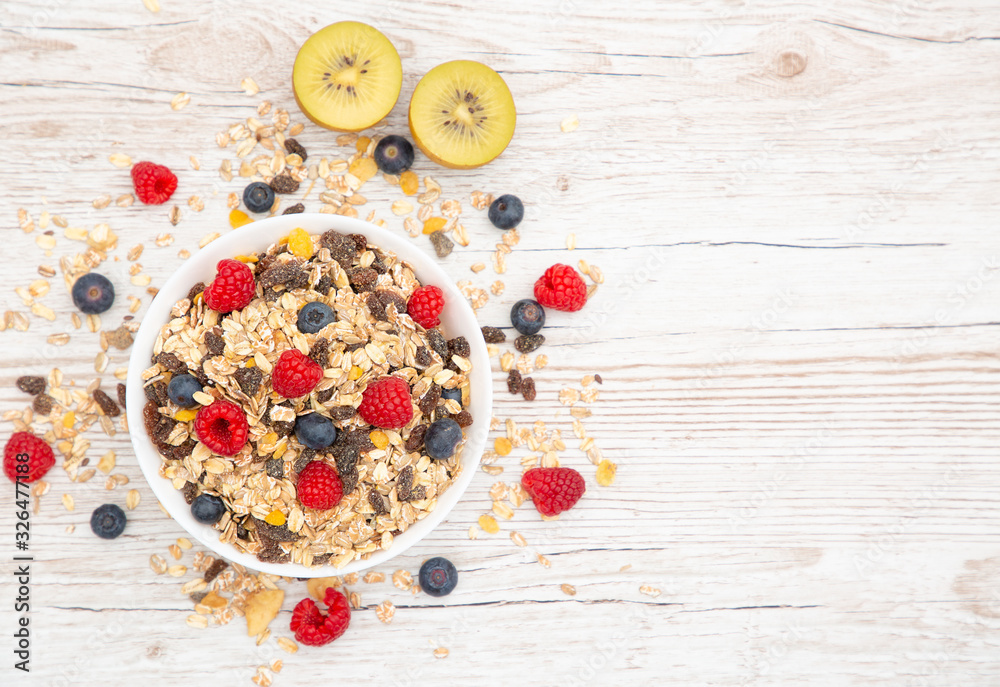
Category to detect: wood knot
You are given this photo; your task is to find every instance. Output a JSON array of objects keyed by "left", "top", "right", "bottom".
[{"left": 774, "top": 50, "right": 807, "bottom": 78}]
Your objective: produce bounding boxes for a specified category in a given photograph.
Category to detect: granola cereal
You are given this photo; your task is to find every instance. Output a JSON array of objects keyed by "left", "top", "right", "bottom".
[{"left": 142, "top": 227, "right": 472, "bottom": 569}]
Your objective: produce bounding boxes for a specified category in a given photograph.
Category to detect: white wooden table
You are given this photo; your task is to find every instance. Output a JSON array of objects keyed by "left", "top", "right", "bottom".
[{"left": 2, "top": 1, "right": 999, "bottom": 685}]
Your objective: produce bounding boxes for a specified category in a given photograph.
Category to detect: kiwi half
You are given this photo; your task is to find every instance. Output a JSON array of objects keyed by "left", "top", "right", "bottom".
[
  {"left": 408, "top": 60, "right": 516, "bottom": 169},
  {"left": 293, "top": 21, "right": 402, "bottom": 132}
]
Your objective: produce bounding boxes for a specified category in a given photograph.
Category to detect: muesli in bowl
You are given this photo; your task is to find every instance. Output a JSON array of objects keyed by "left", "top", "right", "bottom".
[{"left": 137, "top": 222, "right": 476, "bottom": 571}]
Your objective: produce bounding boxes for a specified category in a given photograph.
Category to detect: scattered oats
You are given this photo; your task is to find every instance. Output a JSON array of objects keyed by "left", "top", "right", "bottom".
[
  {"left": 590, "top": 265, "right": 604, "bottom": 284},
  {"left": 362, "top": 571, "right": 385, "bottom": 584},
  {"left": 127, "top": 244, "right": 144, "bottom": 261},
  {"left": 170, "top": 92, "right": 191, "bottom": 110},
  {"left": 482, "top": 465, "right": 504, "bottom": 475},
  {"left": 277, "top": 637, "right": 299, "bottom": 654},
  {"left": 66, "top": 525, "right": 75, "bottom": 534},
  {"left": 492, "top": 501, "right": 514, "bottom": 520},
  {"left": 131, "top": 274, "right": 151, "bottom": 287},
  {"left": 561, "top": 584, "right": 577, "bottom": 596},
  {"left": 150, "top": 554, "right": 167, "bottom": 574},
  {"left": 375, "top": 600, "right": 395, "bottom": 624},
  {"left": 35, "top": 234, "right": 56, "bottom": 251},
  {"left": 189, "top": 155, "right": 200, "bottom": 170},
  {"left": 199, "top": 232, "right": 220, "bottom": 248},
  {"left": 178, "top": 249, "right": 190, "bottom": 259},
  {"left": 468, "top": 525, "right": 479, "bottom": 539},
  {"left": 391, "top": 200, "right": 413, "bottom": 216},
  {"left": 587, "top": 283, "right": 598, "bottom": 299},
  {"left": 38, "top": 265, "right": 56, "bottom": 278},
  {"left": 47, "top": 333, "right": 70, "bottom": 346},
  {"left": 536, "top": 553, "right": 551, "bottom": 568},
  {"left": 561, "top": 115, "right": 580, "bottom": 132},
  {"left": 126, "top": 489, "right": 141, "bottom": 510},
  {"left": 491, "top": 280, "right": 505, "bottom": 296},
  {"left": 97, "top": 451, "right": 116, "bottom": 474},
  {"left": 181, "top": 578, "right": 207, "bottom": 595},
  {"left": 94, "top": 351, "right": 109, "bottom": 373},
  {"left": 434, "top": 647, "right": 449, "bottom": 659},
  {"left": 155, "top": 233, "right": 174, "bottom": 247},
  {"left": 510, "top": 531, "right": 527, "bottom": 547},
  {"left": 142, "top": 0, "right": 160, "bottom": 12},
  {"left": 188, "top": 195, "right": 205, "bottom": 212},
  {"left": 392, "top": 569, "right": 413, "bottom": 591},
  {"left": 559, "top": 388, "right": 581, "bottom": 406},
  {"left": 18, "top": 209, "right": 35, "bottom": 233},
  {"left": 566, "top": 233, "right": 576, "bottom": 250},
  {"left": 169, "top": 206, "right": 182, "bottom": 225},
  {"left": 186, "top": 614, "right": 208, "bottom": 629},
  {"left": 639, "top": 585, "right": 662, "bottom": 598},
  {"left": 241, "top": 77, "right": 260, "bottom": 95},
  {"left": 167, "top": 565, "right": 187, "bottom": 577},
  {"left": 61, "top": 493, "right": 74, "bottom": 511},
  {"left": 109, "top": 153, "right": 132, "bottom": 168},
  {"left": 470, "top": 262, "right": 486, "bottom": 273}
]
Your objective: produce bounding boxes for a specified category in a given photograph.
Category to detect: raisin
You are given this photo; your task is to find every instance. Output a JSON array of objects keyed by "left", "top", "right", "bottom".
[
  {"left": 189, "top": 591, "right": 208, "bottom": 604},
  {"left": 345, "top": 342, "right": 365, "bottom": 353},
  {"left": 309, "top": 338, "right": 329, "bottom": 366},
  {"left": 15, "top": 376, "right": 45, "bottom": 395},
  {"left": 315, "top": 273, "right": 333, "bottom": 295},
  {"left": 94, "top": 389, "right": 121, "bottom": 417},
  {"left": 448, "top": 336, "right": 471, "bottom": 359},
  {"left": 167, "top": 439, "right": 197, "bottom": 461},
  {"left": 283, "top": 137, "right": 308, "bottom": 161},
  {"left": 426, "top": 329, "right": 449, "bottom": 360},
  {"left": 320, "top": 230, "right": 358, "bottom": 268},
  {"left": 379, "top": 289, "right": 407, "bottom": 316},
  {"left": 260, "top": 263, "right": 308, "bottom": 290},
  {"left": 348, "top": 233, "right": 368, "bottom": 253},
  {"left": 451, "top": 410, "right": 473, "bottom": 428},
  {"left": 507, "top": 369, "right": 522, "bottom": 394},
  {"left": 339, "top": 464, "right": 359, "bottom": 495},
  {"left": 144, "top": 381, "right": 168, "bottom": 406},
  {"left": 404, "top": 424, "right": 427, "bottom": 452},
  {"left": 414, "top": 346, "right": 433, "bottom": 368},
  {"left": 368, "top": 489, "right": 389, "bottom": 515},
  {"left": 521, "top": 377, "right": 536, "bottom": 401},
  {"left": 316, "top": 388, "right": 334, "bottom": 404},
  {"left": 282, "top": 203, "right": 305, "bottom": 215},
  {"left": 348, "top": 267, "right": 377, "bottom": 292},
  {"left": 202, "top": 558, "right": 228, "bottom": 583},
  {"left": 142, "top": 400, "right": 161, "bottom": 434},
  {"left": 327, "top": 405, "right": 356, "bottom": 422},
  {"left": 293, "top": 449, "right": 316, "bottom": 475},
  {"left": 396, "top": 465, "right": 414, "bottom": 500},
  {"left": 514, "top": 334, "right": 545, "bottom": 353},
  {"left": 265, "top": 459, "right": 284, "bottom": 481},
  {"left": 181, "top": 481, "right": 198, "bottom": 504},
  {"left": 481, "top": 326, "right": 505, "bottom": 344},
  {"left": 256, "top": 536, "right": 291, "bottom": 564},
  {"left": 155, "top": 352, "right": 186, "bottom": 374},
  {"left": 205, "top": 331, "right": 225, "bottom": 356},
  {"left": 234, "top": 367, "right": 262, "bottom": 397},
  {"left": 187, "top": 281, "right": 206, "bottom": 302},
  {"left": 117, "top": 383, "right": 127, "bottom": 409},
  {"left": 407, "top": 485, "right": 426, "bottom": 502},
  {"left": 252, "top": 517, "right": 299, "bottom": 543},
  {"left": 429, "top": 230, "right": 454, "bottom": 258},
  {"left": 594, "top": 374, "right": 603, "bottom": 384},
  {"left": 370, "top": 257, "right": 388, "bottom": 274},
  {"left": 269, "top": 174, "right": 299, "bottom": 194},
  {"left": 418, "top": 384, "right": 441, "bottom": 416},
  {"left": 107, "top": 326, "right": 134, "bottom": 350},
  {"left": 32, "top": 394, "right": 53, "bottom": 415}
]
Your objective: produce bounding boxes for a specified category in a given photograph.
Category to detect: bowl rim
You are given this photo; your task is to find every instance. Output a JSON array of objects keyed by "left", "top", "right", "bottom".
[{"left": 126, "top": 213, "right": 492, "bottom": 576}]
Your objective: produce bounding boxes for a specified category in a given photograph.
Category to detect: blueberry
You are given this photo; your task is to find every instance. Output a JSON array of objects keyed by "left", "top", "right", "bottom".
[
  {"left": 167, "top": 374, "right": 202, "bottom": 408},
  {"left": 510, "top": 299, "right": 545, "bottom": 335},
  {"left": 90, "top": 503, "right": 126, "bottom": 539},
  {"left": 441, "top": 387, "right": 463, "bottom": 405},
  {"left": 488, "top": 194, "right": 524, "bottom": 230},
  {"left": 191, "top": 493, "right": 226, "bottom": 525},
  {"left": 424, "top": 418, "right": 462, "bottom": 460},
  {"left": 297, "top": 302, "right": 336, "bottom": 334},
  {"left": 71, "top": 273, "right": 115, "bottom": 315},
  {"left": 419, "top": 556, "right": 458, "bottom": 597},
  {"left": 373, "top": 135, "right": 415, "bottom": 175},
  {"left": 295, "top": 413, "right": 338, "bottom": 449},
  {"left": 243, "top": 182, "right": 275, "bottom": 214}
]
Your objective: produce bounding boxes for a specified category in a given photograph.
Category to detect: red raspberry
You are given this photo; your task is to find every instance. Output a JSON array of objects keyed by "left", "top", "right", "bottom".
[
  {"left": 296, "top": 461, "right": 343, "bottom": 510},
  {"left": 533, "top": 264, "right": 587, "bottom": 312},
  {"left": 407, "top": 285, "right": 445, "bottom": 329},
  {"left": 193, "top": 400, "right": 249, "bottom": 456},
  {"left": 357, "top": 376, "right": 413, "bottom": 429},
  {"left": 3, "top": 432, "right": 55, "bottom": 483},
  {"left": 130, "top": 161, "right": 178, "bottom": 205},
  {"left": 521, "top": 467, "right": 586, "bottom": 517},
  {"left": 290, "top": 587, "right": 351, "bottom": 647},
  {"left": 272, "top": 349, "right": 324, "bottom": 399},
  {"left": 203, "top": 259, "right": 256, "bottom": 313}
]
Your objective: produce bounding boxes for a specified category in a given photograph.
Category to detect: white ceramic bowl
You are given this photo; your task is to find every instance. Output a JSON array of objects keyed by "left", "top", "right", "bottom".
[{"left": 126, "top": 214, "right": 492, "bottom": 576}]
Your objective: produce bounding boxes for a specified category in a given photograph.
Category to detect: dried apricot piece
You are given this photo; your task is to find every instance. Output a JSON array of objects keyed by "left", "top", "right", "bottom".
[
  {"left": 349, "top": 157, "right": 378, "bottom": 182},
  {"left": 400, "top": 170, "right": 419, "bottom": 195},
  {"left": 264, "top": 509, "right": 286, "bottom": 526},
  {"left": 478, "top": 514, "right": 500, "bottom": 534},
  {"left": 229, "top": 208, "right": 253, "bottom": 228},
  {"left": 494, "top": 437, "right": 512, "bottom": 456},
  {"left": 422, "top": 217, "right": 446, "bottom": 235},
  {"left": 287, "top": 227, "right": 313, "bottom": 259},
  {"left": 370, "top": 430, "right": 389, "bottom": 449},
  {"left": 356, "top": 136, "right": 371, "bottom": 154},
  {"left": 596, "top": 459, "right": 617, "bottom": 486},
  {"left": 174, "top": 408, "right": 197, "bottom": 423}
]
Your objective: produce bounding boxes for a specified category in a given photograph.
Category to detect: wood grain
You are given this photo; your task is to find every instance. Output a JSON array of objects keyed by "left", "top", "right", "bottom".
[{"left": 1, "top": 0, "right": 999, "bottom": 685}]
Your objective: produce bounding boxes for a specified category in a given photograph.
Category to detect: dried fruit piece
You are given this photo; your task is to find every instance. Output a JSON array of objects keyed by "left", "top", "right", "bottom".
[
  {"left": 481, "top": 326, "right": 505, "bottom": 344},
  {"left": 286, "top": 227, "right": 314, "bottom": 259},
  {"left": 93, "top": 389, "right": 120, "bottom": 417},
  {"left": 245, "top": 589, "right": 285, "bottom": 636},
  {"left": 507, "top": 369, "right": 522, "bottom": 394},
  {"left": 422, "top": 217, "right": 446, "bottom": 235},
  {"left": 16, "top": 376, "right": 45, "bottom": 395},
  {"left": 521, "top": 377, "right": 536, "bottom": 401},
  {"left": 399, "top": 170, "right": 419, "bottom": 195},
  {"left": 478, "top": 514, "right": 500, "bottom": 534},
  {"left": 514, "top": 334, "right": 544, "bottom": 353},
  {"left": 596, "top": 459, "right": 617, "bottom": 486}
]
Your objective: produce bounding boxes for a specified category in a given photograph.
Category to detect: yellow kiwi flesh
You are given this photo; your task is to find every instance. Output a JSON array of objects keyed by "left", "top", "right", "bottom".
[
  {"left": 293, "top": 21, "right": 402, "bottom": 132},
  {"left": 408, "top": 60, "right": 516, "bottom": 169}
]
